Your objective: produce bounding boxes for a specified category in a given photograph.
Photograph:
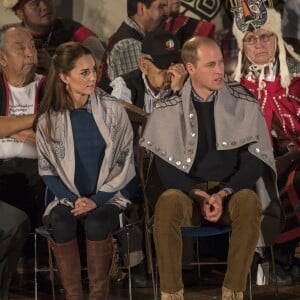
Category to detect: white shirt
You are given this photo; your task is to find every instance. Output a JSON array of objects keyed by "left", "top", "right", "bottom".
[
  {"left": 0, "top": 76, "right": 41, "bottom": 159},
  {"left": 110, "top": 73, "right": 167, "bottom": 113}
]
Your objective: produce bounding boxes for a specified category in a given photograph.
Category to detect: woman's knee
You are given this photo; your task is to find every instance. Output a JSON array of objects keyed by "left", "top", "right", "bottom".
[
  {"left": 85, "top": 210, "right": 112, "bottom": 240},
  {"left": 49, "top": 205, "right": 76, "bottom": 229}
]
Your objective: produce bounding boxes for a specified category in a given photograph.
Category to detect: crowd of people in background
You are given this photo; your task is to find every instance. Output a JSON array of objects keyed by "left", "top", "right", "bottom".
[{"left": 0, "top": 0, "right": 299, "bottom": 300}]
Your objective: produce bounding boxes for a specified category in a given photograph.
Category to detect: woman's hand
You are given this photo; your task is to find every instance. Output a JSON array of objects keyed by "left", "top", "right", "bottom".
[{"left": 71, "top": 197, "right": 97, "bottom": 216}]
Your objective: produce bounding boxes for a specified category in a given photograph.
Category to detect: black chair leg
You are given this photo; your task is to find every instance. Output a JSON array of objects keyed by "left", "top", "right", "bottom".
[{"left": 270, "top": 245, "right": 279, "bottom": 299}]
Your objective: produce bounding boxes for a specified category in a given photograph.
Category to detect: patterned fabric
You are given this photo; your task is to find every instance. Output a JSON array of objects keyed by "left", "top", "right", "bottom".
[
  {"left": 216, "top": 29, "right": 239, "bottom": 59},
  {"left": 107, "top": 18, "right": 144, "bottom": 80},
  {"left": 165, "top": 15, "right": 215, "bottom": 46},
  {"left": 241, "top": 57, "right": 300, "bottom": 244},
  {"left": 36, "top": 88, "right": 135, "bottom": 209},
  {"left": 181, "top": 0, "right": 221, "bottom": 21},
  {"left": 141, "top": 78, "right": 283, "bottom": 247},
  {"left": 241, "top": 58, "right": 300, "bottom": 148}
]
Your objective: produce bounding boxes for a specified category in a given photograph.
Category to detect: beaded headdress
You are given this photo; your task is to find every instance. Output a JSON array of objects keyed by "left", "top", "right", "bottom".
[{"left": 230, "top": 0, "right": 300, "bottom": 90}]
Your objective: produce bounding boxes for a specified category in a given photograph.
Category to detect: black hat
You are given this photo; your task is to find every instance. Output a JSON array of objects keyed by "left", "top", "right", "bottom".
[{"left": 141, "top": 30, "right": 181, "bottom": 69}]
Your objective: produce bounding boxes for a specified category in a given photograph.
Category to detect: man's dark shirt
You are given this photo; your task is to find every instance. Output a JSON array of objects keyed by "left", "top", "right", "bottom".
[{"left": 156, "top": 96, "right": 263, "bottom": 194}]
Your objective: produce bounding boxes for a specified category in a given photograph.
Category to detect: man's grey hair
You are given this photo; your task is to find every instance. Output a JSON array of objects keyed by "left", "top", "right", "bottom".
[{"left": 0, "top": 23, "right": 24, "bottom": 51}]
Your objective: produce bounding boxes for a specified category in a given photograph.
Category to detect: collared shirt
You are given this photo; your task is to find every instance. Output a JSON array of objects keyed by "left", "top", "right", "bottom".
[
  {"left": 107, "top": 17, "right": 145, "bottom": 80},
  {"left": 110, "top": 73, "right": 167, "bottom": 113},
  {"left": 142, "top": 73, "right": 167, "bottom": 113},
  {"left": 191, "top": 89, "right": 217, "bottom": 103}
]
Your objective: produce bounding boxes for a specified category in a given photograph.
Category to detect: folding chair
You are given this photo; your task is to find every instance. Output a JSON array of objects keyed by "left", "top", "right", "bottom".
[
  {"left": 34, "top": 190, "right": 136, "bottom": 300},
  {"left": 137, "top": 157, "right": 279, "bottom": 300},
  {"left": 150, "top": 223, "right": 279, "bottom": 300},
  {"left": 35, "top": 101, "right": 153, "bottom": 300}
]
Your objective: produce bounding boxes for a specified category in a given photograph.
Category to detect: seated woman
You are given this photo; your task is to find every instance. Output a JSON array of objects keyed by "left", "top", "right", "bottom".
[{"left": 33, "top": 42, "right": 136, "bottom": 299}]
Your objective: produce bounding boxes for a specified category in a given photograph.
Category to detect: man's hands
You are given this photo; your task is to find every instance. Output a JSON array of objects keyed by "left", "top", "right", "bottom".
[
  {"left": 191, "top": 189, "right": 225, "bottom": 223},
  {"left": 168, "top": 63, "right": 187, "bottom": 93},
  {"left": 71, "top": 197, "right": 97, "bottom": 217}
]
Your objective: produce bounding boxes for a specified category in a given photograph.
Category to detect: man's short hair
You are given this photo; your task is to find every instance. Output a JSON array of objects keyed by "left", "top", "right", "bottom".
[
  {"left": 127, "top": 0, "right": 156, "bottom": 17},
  {"left": 181, "top": 36, "right": 216, "bottom": 66}
]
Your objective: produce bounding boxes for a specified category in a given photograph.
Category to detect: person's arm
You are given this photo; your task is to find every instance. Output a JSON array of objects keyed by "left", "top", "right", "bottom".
[
  {"left": 223, "top": 146, "right": 263, "bottom": 192},
  {"left": 155, "top": 156, "right": 198, "bottom": 194},
  {"left": 41, "top": 175, "right": 78, "bottom": 203},
  {"left": 0, "top": 115, "right": 35, "bottom": 139},
  {"left": 110, "top": 76, "right": 133, "bottom": 103},
  {"left": 168, "top": 63, "right": 188, "bottom": 94},
  {"left": 90, "top": 103, "right": 136, "bottom": 205},
  {"left": 90, "top": 191, "right": 116, "bottom": 206},
  {"left": 10, "top": 128, "right": 36, "bottom": 145}
]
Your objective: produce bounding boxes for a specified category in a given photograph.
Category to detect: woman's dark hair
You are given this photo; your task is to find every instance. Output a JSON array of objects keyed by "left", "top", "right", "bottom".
[{"left": 33, "top": 41, "right": 94, "bottom": 139}]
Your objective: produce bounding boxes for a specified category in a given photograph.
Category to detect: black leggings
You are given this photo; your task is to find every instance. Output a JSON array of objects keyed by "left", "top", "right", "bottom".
[{"left": 49, "top": 204, "right": 121, "bottom": 243}]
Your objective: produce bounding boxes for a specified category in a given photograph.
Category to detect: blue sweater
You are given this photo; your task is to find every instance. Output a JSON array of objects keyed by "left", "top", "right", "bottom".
[{"left": 42, "top": 107, "right": 115, "bottom": 206}]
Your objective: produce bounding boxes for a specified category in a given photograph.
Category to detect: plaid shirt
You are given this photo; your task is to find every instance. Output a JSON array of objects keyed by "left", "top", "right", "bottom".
[
  {"left": 216, "top": 28, "right": 239, "bottom": 59},
  {"left": 107, "top": 18, "right": 144, "bottom": 80}
]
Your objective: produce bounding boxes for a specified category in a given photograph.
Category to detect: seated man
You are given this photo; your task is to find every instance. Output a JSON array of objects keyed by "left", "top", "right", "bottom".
[
  {"left": 140, "top": 36, "right": 283, "bottom": 300},
  {"left": 4, "top": 0, "right": 104, "bottom": 74},
  {"left": 0, "top": 201, "right": 30, "bottom": 300},
  {"left": 100, "top": 0, "right": 168, "bottom": 92},
  {"left": 110, "top": 30, "right": 187, "bottom": 287},
  {"left": 110, "top": 30, "right": 187, "bottom": 114},
  {"left": 0, "top": 24, "right": 44, "bottom": 231}
]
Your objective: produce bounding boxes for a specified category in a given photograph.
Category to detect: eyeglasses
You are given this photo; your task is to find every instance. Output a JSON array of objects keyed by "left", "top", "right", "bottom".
[{"left": 243, "top": 33, "right": 274, "bottom": 45}]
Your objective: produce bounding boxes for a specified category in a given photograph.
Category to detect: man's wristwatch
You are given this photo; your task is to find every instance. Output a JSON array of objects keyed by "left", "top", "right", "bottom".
[{"left": 219, "top": 188, "right": 234, "bottom": 199}]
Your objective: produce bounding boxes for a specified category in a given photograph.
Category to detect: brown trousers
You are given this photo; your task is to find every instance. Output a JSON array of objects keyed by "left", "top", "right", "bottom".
[{"left": 153, "top": 185, "right": 261, "bottom": 294}]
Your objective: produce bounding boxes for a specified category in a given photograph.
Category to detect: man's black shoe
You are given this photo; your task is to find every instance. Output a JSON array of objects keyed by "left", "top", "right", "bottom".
[{"left": 269, "top": 264, "right": 293, "bottom": 286}]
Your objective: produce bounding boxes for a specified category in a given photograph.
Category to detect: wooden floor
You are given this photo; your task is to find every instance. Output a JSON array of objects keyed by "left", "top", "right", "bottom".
[
  {"left": 9, "top": 242, "right": 300, "bottom": 299},
  {"left": 9, "top": 269, "right": 300, "bottom": 300}
]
